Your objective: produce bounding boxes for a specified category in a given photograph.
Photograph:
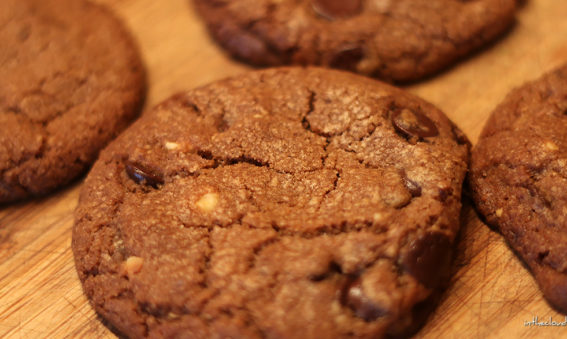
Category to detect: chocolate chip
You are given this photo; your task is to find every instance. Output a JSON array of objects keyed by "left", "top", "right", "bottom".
[
  {"left": 401, "top": 232, "right": 452, "bottom": 288},
  {"left": 312, "top": 0, "right": 362, "bottom": 20},
  {"left": 171, "top": 93, "right": 200, "bottom": 114},
  {"left": 437, "top": 187, "right": 453, "bottom": 203},
  {"left": 537, "top": 250, "right": 549, "bottom": 264},
  {"left": 340, "top": 276, "right": 386, "bottom": 322},
  {"left": 329, "top": 46, "right": 364, "bottom": 71},
  {"left": 391, "top": 108, "right": 439, "bottom": 139},
  {"left": 404, "top": 177, "right": 422, "bottom": 197},
  {"left": 216, "top": 116, "right": 229, "bottom": 132},
  {"left": 310, "top": 261, "right": 342, "bottom": 281},
  {"left": 125, "top": 161, "right": 164, "bottom": 188}
]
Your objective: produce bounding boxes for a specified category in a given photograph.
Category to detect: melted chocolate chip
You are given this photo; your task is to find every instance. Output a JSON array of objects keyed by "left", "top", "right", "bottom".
[
  {"left": 391, "top": 108, "right": 439, "bottom": 139},
  {"left": 401, "top": 232, "right": 452, "bottom": 288},
  {"left": 312, "top": 0, "right": 362, "bottom": 20},
  {"left": 329, "top": 46, "right": 364, "bottom": 71},
  {"left": 125, "top": 161, "right": 164, "bottom": 188},
  {"left": 341, "top": 277, "right": 386, "bottom": 322},
  {"left": 404, "top": 177, "right": 422, "bottom": 197}
]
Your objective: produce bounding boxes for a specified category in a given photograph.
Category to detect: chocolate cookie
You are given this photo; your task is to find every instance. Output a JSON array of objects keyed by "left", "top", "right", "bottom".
[
  {"left": 0, "top": 0, "right": 145, "bottom": 203},
  {"left": 193, "top": 0, "right": 516, "bottom": 82},
  {"left": 471, "top": 64, "right": 567, "bottom": 312},
  {"left": 73, "top": 67, "right": 469, "bottom": 338}
]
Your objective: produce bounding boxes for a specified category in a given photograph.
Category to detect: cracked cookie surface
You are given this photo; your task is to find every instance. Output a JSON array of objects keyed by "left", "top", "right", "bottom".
[
  {"left": 470, "top": 63, "right": 567, "bottom": 312},
  {"left": 193, "top": 0, "right": 516, "bottom": 82},
  {"left": 73, "top": 67, "right": 469, "bottom": 338},
  {"left": 0, "top": 0, "right": 145, "bottom": 203}
]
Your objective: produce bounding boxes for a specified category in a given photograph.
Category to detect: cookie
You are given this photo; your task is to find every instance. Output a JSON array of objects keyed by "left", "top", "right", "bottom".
[
  {"left": 193, "top": 0, "right": 516, "bottom": 82},
  {"left": 470, "top": 64, "right": 567, "bottom": 312},
  {"left": 0, "top": 0, "right": 145, "bottom": 203},
  {"left": 73, "top": 67, "right": 469, "bottom": 338}
]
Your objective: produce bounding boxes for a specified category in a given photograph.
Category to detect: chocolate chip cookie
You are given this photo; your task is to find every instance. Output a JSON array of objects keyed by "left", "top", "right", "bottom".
[
  {"left": 0, "top": 0, "right": 145, "bottom": 203},
  {"left": 73, "top": 67, "right": 469, "bottom": 338},
  {"left": 193, "top": 0, "right": 516, "bottom": 82},
  {"left": 471, "top": 64, "right": 567, "bottom": 312}
]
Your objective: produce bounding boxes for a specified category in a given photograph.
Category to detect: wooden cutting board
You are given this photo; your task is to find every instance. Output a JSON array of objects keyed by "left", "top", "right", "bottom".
[{"left": 1, "top": 0, "right": 566, "bottom": 337}]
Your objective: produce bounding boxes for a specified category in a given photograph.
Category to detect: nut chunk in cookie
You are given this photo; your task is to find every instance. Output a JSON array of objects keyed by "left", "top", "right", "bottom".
[{"left": 73, "top": 67, "right": 469, "bottom": 338}]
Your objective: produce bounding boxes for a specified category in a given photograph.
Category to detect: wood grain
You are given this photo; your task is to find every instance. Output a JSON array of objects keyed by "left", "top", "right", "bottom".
[{"left": 1, "top": 0, "right": 566, "bottom": 337}]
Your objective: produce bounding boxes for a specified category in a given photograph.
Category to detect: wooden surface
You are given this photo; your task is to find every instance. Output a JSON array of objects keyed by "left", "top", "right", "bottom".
[{"left": 1, "top": 0, "right": 567, "bottom": 338}]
